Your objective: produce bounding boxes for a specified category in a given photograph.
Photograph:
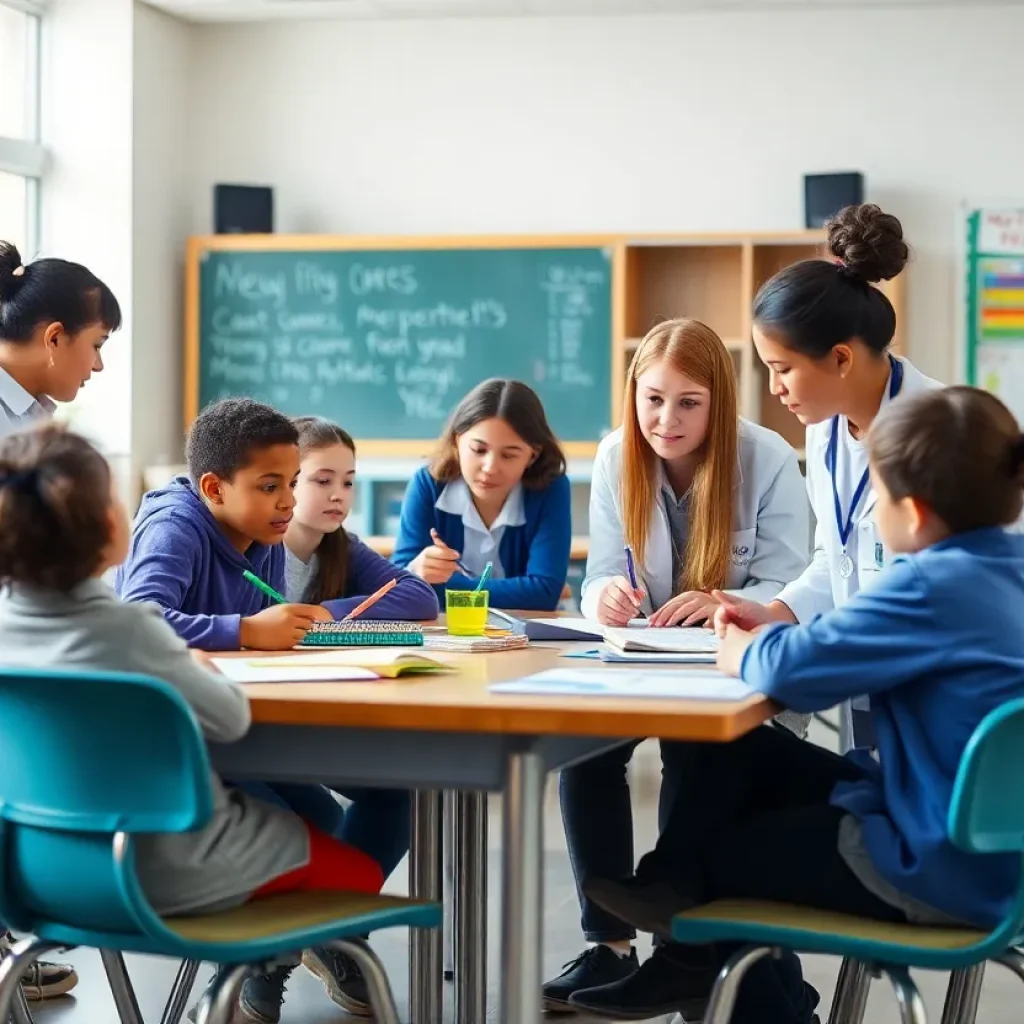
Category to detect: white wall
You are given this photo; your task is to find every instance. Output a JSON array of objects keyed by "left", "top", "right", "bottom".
[
  {"left": 133, "top": 1, "right": 194, "bottom": 490},
  {"left": 186, "top": 4, "right": 1024, "bottom": 385}
]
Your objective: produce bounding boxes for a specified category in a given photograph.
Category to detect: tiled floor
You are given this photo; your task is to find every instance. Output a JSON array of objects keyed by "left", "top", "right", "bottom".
[{"left": 27, "top": 728, "right": 1024, "bottom": 1023}]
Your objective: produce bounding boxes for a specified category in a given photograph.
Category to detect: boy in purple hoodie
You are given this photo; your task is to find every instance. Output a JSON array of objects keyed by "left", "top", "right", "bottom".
[
  {"left": 116, "top": 398, "right": 409, "bottom": 1023},
  {"left": 115, "top": 398, "right": 325, "bottom": 650}
]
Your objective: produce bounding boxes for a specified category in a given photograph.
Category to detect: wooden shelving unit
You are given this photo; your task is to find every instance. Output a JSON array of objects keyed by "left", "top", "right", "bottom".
[{"left": 612, "top": 231, "right": 906, "bottom": 455}]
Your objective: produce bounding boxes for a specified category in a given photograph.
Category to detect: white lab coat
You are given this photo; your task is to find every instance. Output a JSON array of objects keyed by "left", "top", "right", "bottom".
[
  {"left": 776, "top": 357, "right": 943, "bottom": 623},
  {"left": 581, "top": 419, "right": 810, "bottom": 619}
]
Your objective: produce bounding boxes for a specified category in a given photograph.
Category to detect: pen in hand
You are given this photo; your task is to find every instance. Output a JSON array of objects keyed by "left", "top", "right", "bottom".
[{"left": 624, "top": 545, "right": 646, "bottom": 619}]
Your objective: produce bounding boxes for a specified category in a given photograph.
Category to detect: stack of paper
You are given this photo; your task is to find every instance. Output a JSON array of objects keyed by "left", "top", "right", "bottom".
[
  {"left": 212, "top": 649, "right": 450, "bottom": 683},
  {"left": 602, "top": 626, "right": 719, "bottom": 655},
  {"left": 490, "top": 668, "right": 751, "bottom": 700},
  {"left": 424, "top": 633, "right": 530, "bottom": 653}
]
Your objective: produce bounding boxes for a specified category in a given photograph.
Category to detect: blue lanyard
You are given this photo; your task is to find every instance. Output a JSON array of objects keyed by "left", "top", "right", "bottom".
[{"left": 825, "top": 356, "right": 904, "bottom": 550}]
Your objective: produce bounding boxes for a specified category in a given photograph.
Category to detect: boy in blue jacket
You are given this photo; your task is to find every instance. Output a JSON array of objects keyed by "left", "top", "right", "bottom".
[
  {"left": 580, "top": 386, "right": 1024, "bottom": 1024},
  {"left": 117, "top": 398, "right": 405, "bottom": 1023},
  {"left": 115, "top": 397, "right": 326, "bottom": 649}
]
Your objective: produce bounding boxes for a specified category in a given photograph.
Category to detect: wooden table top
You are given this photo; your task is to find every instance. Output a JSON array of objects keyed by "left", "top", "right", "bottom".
[{"left": 217, "top": 618, "right": 774, "bottom": 741}]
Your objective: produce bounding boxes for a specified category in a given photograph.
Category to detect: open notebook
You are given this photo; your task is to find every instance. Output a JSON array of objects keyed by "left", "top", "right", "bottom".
[
  {"left": 602, "top": 626, "right": 719, "bottom": 655},
  {"left": 212, "top": 649, "right": 450, "bottom": 683}
]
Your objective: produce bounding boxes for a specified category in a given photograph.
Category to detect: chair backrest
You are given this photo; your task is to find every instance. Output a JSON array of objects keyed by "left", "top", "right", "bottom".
[
  {"left": 950, "top": 696, "right": 1024, "bottom": 853},
  {"left": 0, "top": 668, "right": 213, "bottom": 932}
]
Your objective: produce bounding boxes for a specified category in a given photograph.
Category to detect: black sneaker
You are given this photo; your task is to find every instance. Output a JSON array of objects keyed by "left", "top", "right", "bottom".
[
  {"left": 542, "top": 945, "right": 639, "bottom": 1014},
  {"left": 187, "top": 964, "right": 294, "bottom": 1024},
  {"left": 302, "top": 942, "right": 372, "bottom": 1017},
  {"left": 568, "top": 945, "right": 714, "bottom": 1021},
  {"left": 239, "top": 964, "right": 294, "bottom": 1024}
]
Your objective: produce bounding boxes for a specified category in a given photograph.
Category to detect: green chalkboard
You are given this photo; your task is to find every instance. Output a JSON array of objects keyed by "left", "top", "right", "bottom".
[{"left": 193, "top": 245, "right": 614, "bottom": 442}]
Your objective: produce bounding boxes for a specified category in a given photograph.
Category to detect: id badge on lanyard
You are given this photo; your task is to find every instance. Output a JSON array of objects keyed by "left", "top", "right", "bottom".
[
  {"left": 856, "top": 517, "right": 887, "bottom": 581},
  {"left": 826, "top": 356, "right": 903, "bottom": 579}
]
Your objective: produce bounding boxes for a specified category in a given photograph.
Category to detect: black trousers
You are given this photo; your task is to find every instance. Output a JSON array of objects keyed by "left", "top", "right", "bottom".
[
  {"left": 559, "top": 739, "right": 688, "bottom": 940},
  {"left": 640, "top": 724, "right": 907, "bottom": 1024}
]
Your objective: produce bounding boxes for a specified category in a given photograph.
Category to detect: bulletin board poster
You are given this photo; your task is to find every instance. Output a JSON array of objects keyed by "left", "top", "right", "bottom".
[{"left": 965, "top": 209, "right": 1024, "bottom": 424}]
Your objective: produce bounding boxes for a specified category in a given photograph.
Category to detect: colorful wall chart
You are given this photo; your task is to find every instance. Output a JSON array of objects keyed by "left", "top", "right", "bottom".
[{"left": 965, "top": 209, "right": 1024, "bottom": 424}]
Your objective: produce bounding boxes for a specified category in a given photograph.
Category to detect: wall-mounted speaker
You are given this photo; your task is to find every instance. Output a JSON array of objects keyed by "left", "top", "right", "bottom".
[
  {"left": 213, "top": 184, "right": 274, "bottom": 234},
  {"left": 803, "top": 172, "right": 864, "bottom": 229}
]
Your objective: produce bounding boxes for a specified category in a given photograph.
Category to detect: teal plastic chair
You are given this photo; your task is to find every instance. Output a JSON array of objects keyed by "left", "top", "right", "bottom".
[
  {"left": 0, "top": 668, "right": 441, "bottom": 1024},
  {"left": 669, "top": 697, "right": 1024, "bottom": 1024}
]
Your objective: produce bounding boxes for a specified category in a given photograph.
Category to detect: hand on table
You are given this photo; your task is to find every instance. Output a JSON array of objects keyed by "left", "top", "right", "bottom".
[
  {"left": 240, "top": 604, "right": 321, "bottom": 650},
  {"left": 710, "top": 590, "right": 781, "bottom": 638},
  {"left": 649, "top": 591, "right": 719, "bottom": 627}
]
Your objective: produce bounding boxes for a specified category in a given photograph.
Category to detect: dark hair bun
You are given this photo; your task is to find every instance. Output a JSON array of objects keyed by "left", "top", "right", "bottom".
[
  {"left": 827, "top": 204, "right": 909, "bottom": 284},
  {"left": 0, "top": 241, "right": 25, "bottom": 303}
]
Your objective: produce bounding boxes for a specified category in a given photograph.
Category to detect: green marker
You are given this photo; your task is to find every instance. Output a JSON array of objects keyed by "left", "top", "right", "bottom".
[{"left": 243, "top": 569, "right": 287, "bottom": 605}]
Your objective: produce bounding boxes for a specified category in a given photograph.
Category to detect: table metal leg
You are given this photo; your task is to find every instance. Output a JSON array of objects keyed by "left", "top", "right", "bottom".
[
  {"left": 410, "top": 789, "right": 444, "bottom": 1024},
  {"left": 499, "top": 749, "right": 544, "bottom": 1024},
  {"left": 454, "top": 790, "right": 487, "bottom": 1024},
  {"left": 443, "top": 790, "right": 456, "bottom": 983}
]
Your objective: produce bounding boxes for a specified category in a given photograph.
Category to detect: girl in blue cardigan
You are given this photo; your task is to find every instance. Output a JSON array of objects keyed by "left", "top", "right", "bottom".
[{"left": 392, "top": 378, "right": 571, "bottom": 611}]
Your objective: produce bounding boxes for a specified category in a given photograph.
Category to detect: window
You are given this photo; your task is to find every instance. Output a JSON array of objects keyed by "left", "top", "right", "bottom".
[
  {"left": 0, "top": 171, "right": 29, "bottom": 253},
  {"left": 0, "top": 0, "right": 43, "bottom": 256}
]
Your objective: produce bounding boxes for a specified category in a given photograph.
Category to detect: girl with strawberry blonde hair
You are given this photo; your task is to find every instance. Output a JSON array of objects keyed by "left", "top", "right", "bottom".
[{"left": 544, "top": 317, "right": 810, "bottom": 1012}]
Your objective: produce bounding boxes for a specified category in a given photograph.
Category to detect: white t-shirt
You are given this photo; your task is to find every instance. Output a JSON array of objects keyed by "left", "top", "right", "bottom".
[{"left": 831, "top": 420, "right": 872, "bottom": 574}]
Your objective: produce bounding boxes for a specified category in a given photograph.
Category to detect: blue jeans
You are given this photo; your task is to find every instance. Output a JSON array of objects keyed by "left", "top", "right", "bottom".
[{"left": 239, "top": 781, "right": 410, "bottom": 880}]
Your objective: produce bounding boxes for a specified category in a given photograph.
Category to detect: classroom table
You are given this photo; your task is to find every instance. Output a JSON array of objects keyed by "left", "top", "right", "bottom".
[{"left": 209, "top": 628, "right": 774, "bottom": 1024}]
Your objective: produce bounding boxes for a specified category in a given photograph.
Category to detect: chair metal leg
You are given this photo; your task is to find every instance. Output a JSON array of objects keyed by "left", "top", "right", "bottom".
[
  {"left": 9, "top": 985, "right": 33, "bottom": 1024},
  {"left": 332, "top": 939, "right": 401, "bottom": 1024},
  {"left": 940, "top": 965, "right": 985, "bottom": 1024},
  {"left": 158, "top": 959, "right": 201, "bottom": 1024},
  {"left": 0, "top": 938, "right": 61, "bottom": 1024},
  {"left": 443, "top": 789, "right": 456, "bottom": 983},
  {"left": 100, "top": 949, "right": 145, "bottom": 1024},
  {"left": 994, "top": 947, "right": 1024, "bottom": 985},
  {"left": 193, "top": 964, "right": 248, "bottom": 1024},
  {"left": 828, "top": 957, "right": 872, "bottom": 1024},
  {"left": 703, "top": 945, "right": 773, "bottom": 1024},
  {"left": 887, "top": 965, "right": 928, "bottom": 1024}
]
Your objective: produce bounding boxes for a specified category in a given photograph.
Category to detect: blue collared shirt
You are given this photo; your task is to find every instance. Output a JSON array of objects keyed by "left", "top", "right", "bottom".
[{"left": 435, "top": 478, "right": 526, "bottom": 579}]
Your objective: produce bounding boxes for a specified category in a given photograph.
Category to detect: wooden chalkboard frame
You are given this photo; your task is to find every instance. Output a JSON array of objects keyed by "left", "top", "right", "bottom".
[{"left": 184, "top": 233, "right": 625, "bottom": 458}]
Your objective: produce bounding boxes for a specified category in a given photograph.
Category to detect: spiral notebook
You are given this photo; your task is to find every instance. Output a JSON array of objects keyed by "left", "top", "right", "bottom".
[{"left": 299, "top": 621, "right": 424, "bottom": 648}]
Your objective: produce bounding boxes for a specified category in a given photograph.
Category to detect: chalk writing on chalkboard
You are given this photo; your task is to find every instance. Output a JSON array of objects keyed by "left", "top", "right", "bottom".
[{"left": 196, "top": 247, "right": 613, "bottom": 441}]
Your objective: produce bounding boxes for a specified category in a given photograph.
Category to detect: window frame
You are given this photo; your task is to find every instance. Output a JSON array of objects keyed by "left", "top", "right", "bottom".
[{"left": 0, "top": 0, "right": 45, "bottom": 256}]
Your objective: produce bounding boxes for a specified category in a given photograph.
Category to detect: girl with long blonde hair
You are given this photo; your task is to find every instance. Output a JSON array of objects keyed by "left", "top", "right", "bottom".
[{"left": 545, "top": 317, "right": 810, "bottom": 1012}]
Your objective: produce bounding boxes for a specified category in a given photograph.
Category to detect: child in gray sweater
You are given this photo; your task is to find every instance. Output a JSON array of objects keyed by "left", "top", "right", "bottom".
[{"left": 0, "top": 424, "right": 384, "bottom": 919}]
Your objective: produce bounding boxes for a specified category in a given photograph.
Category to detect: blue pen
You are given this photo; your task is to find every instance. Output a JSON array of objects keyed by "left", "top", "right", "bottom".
[{"left": 624, "top": 545, "right": 646, "bottom": 619}]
